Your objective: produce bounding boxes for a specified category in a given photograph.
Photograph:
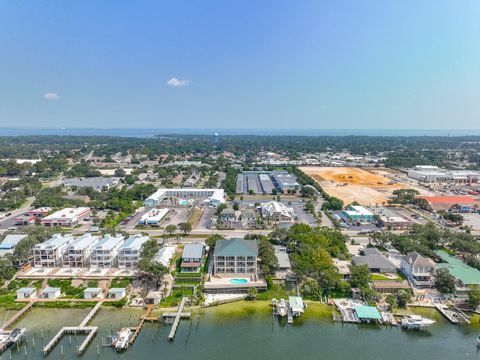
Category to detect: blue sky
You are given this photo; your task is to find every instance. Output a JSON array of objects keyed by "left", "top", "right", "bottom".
[{"left": 1, "top": 1, "right": 480, "bottom": 130}]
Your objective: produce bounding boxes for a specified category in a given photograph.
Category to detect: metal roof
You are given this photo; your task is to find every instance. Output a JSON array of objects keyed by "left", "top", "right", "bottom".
[
  {"left": 182, "top": 243, "right": 204, "bottom": 259},
  {"left": 435, "top": 250, "right": 480, "bottom": 285},
  {"left": 355, "top": 306, "right": 381, "bottom": 320},
  {"left": 213, "top": 238, "right": 258, "bottom": 257}
]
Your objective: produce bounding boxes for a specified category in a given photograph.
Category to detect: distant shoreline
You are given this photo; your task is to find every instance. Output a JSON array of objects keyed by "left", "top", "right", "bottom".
[{"left": 1, "top": 128, "right": 480, "bottom": 137}]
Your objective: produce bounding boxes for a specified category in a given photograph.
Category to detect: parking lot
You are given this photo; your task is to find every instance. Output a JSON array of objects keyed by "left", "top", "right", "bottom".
[{"left": 461, "top": 213, "right": 480, "bottom": 231}]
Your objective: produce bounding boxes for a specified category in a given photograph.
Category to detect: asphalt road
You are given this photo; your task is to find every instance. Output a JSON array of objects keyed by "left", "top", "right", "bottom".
[{"left": 0, "top": 197, "right": 35, "bottom": 230}]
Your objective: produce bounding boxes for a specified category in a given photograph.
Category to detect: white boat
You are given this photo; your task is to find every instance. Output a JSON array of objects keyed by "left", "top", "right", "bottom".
[
  {"left": 112, "top": 328, "right": 132, "bottom": 351},
  {"left": 401, "top": 315, "right": 435, "bottom": 330},
  {"left": 477, "top": 335, "right": 480, "bottom": 349},
  {"left": 8, "top": 328, "right": 26, "bottom": 346},
  {"left": 277, "top": 299, "right": 288, "bottom": 317}
]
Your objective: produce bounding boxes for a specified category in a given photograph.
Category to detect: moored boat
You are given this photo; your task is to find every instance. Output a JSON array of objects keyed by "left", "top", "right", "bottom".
[
  {"left": 401, "top": 315, "right": 435, "bottom": 330},
  {"left": 7, "top": 328, "right": 26, "bottom": 346},
  {"left": 277, "top": 299, "right": 288, "bottom": 317},
  {"left": 112, "top": 328, "right": 132, "bottom": 352}
]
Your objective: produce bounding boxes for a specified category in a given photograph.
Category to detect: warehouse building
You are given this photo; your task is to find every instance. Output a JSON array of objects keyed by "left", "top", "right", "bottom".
[
  {"left": 408, "top": 165, "right": 480, "bottom": 184},
  {"left": 138, "top": 208, "right": 170, "bottom": 226}
]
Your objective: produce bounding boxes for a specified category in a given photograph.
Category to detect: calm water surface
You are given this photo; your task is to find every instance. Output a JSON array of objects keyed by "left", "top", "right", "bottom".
[{"left": 2, "top": 304, "right": 480, "bottom": 360}]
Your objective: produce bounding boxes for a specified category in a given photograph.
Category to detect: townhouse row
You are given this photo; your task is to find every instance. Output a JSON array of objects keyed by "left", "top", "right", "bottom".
[{"left": 32, "top": 233, "right": 150, "bottom": 269}]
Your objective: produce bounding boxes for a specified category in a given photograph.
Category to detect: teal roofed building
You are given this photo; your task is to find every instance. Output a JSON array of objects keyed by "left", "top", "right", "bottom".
[
  {"left": 354, "top": 306, "right": 382, "bottom": 323},
  {"left": 213, "top": 238, "right": 258, "bottom": 277},
  {"left": 435, "top": 250, "right": 480, "bottom": 286}
]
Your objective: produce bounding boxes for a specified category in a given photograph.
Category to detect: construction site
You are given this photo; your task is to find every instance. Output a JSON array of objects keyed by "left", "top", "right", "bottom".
[{"left": 300, "top": 167, "right": 405, "bottom": 205}]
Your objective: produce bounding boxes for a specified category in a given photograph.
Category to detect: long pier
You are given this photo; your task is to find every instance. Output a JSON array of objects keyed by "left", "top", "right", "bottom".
[
  {"left": 1, "top": 301, "right": 33, "bottom": 330},
  {"left": 433, "top": 303, "right": 470, "bottom": 324},
  {"left": 168, "top": 297, "right": 188, "bottom": 341},
  {"left": 42, "top": 303, "right": 102, "bottom": 356}
]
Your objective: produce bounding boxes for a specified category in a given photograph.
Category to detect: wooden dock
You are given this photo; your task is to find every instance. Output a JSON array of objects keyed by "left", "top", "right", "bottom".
[
  {"left": 1, "top": 301, "right": 33, "bottom": 330},
  {"left": 434, "top": 303, "right": 460, "bottom": 324},
  {"left": 168, "top": 297, "right": 188, "bottom": 341},
  {"left": 42, "top": 326, "right": 98, "bottom": 356},
  {"left": 42, "top": 302, "right": 102, "bottom": 356},
  {"left": 128, "top": 305, "right": 153, "bottom": 345}
]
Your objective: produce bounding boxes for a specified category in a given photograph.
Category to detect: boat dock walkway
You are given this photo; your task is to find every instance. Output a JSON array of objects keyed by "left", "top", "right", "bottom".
[
  {"left": 128, "top": 305, "right": 153, "bottom": 345},
  {"left": 434, "top": 303, "right": 465, "bottom": 324},
  {"left": 168, "top": 297, "right": 188, "bottom": 341},
  {"left": 42, "top": 303, "right": 102, "bottom": 356},
  {"left": 1, "top": 301, "right": 33, "bottom": 330}
]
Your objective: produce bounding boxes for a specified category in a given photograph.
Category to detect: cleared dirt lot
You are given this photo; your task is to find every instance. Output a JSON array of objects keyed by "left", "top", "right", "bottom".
[{"left": 300, "top": 167, "right": 405, "bottom": 205}]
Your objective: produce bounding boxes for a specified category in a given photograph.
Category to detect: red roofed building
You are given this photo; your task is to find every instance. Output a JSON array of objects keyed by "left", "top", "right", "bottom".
[{"left": 416, "top": 195, "right": 478, "bottom": 212}]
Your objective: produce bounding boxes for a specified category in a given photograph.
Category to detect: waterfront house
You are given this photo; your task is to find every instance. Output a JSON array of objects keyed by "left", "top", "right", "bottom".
[
  {"left": 117, "top": 234, "right": 149, "bottom": 268},
  {"left": 63, "top": 233, "right": 100, "bottom": 268},
  {"left": 32, "top": 234, "right": 74, "bottom": 268},
  {"left": 153, "top": 245, "right": 177, "bottom": 268},
  {"left": 181, "top": 243, "right": 205, "bottom": 272},
  {"left": 273, "top": 245, "right": 292, "bottom": 279},
  {"left": 90, "top": 234, "right": 125, "bottom": 268},
  {"left": 16, "top": 287, "right": 36, "bottom": 300},
  {"left": 213, "top": 238, "right": 258, "bottom": 277},
  {"left": 371, "top": 280, "right": 411, "bottom": 294},
  {"left": 401, "top": 251, "right": 436, "bottom": 288},
  {"left": 41, "top": 287, "right": 61, "bottom": 299},
  {"left": 333, "top": 258, "right": 352, "bottom": 281},
  {"left": 108, "top": 288, "right": 126, "bottom": 300},
  {"left": 352, "top": 248, "right": 397, "bottom": 273}
]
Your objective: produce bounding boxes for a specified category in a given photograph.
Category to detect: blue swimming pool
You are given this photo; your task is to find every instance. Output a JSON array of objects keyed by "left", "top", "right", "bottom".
[{"left": 230, "top": 278, "right": 248, "bottom": 285}]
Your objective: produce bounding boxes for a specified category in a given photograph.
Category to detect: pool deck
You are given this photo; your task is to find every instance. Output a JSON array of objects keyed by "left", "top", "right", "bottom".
[{"left": 203, "top": 276, "right": 267, "bottom": 293}]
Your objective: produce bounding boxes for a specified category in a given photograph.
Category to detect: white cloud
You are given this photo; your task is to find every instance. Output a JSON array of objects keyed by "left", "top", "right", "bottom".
[
  {"left": 166, "top": 78, "right": 190, "bottom": 87},
  {"left": 43, "top": 92, "right": 60, "bottom": 100}
]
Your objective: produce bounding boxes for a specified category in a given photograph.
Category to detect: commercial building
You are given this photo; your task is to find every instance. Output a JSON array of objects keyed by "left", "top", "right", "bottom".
[
  {"left": 63, "top": 177, "right": 120, "bottom": 191},
  {"left": 342, "top": 205, "right": 375, "bottom": 223},
  {"left": 378, "top": 215, "right": 412, "bottom": 230},
  {"left": 63, "top": 233, "right": 100, "bottom": 268},
  {"left": 153, "top": 245, "right": 177, "bottom": 267},
  {"left": 138, "top": 208, "right": 169, "bottom": 226},
  {"left": 236, "top": 170, "right": 300, "bottom": 194},
  {"left": 33, "top": 234, "right": 75, "bottom": 267},
  {"left": 181, "top": 243, "right": 204, "bottom": 272},
  {"left": 213, "top": 238, "right": 258, "bottom": 276},
  {"left": 14, "top": 214, "right": 35, "bottom": 225},
  {"left": 272, "top": 171, "right": 300, "bottom": 193},
  {"left": 117, "top": 234, "right": 149, "bottom": 268},
  {"left": 401, "top": 251, "right": 436, "bottom": 288},
  {"left": 0, "top": 234, "right": 27, "bottom": 257},
  {"left": 144, "top": 188, "right": 225, "bottom": 208},
  {"left": 28, "top": 207, "right": 52, "bottom": 218},
  {"left": 408, "top": 165, "right": 480, "bottom": 184},
  {"left": 40, "top": 207, "right": 91, "bottom": 227},
  {"left": 90, "top": 234, "right": 125, "bottom": 268},
  {"left": 259, "top": 201, "right": 295, "bottom": 222},
  {"left": 352, "top": 248, "right": 397, "bottom": 273},
  {"left": 416, "top": 195, "right": 478, "bottom": 213}
]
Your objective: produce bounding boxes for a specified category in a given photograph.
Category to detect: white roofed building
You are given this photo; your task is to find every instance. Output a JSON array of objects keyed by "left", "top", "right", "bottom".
[
  {"left": 117, "top": 234, "right": 149, "bottom": 268},
  {"left": 259, "top": 201, "right": 295, "bottom": 222},
  {"left": 144, "top": 188, "right": 225, "bottom": 208},
  {"left": 40, "top": 207, "right": 91, "bottom": 227},
  {"left": 90, "top": 234, "right": 125, "bottom": 268},
  {"left": 33, "top": 234, "right": 75, "bottom": 267},
  {"left": 138, "top": 208, "right": 169, "bottom": 226},
  {"left": 63, "top": 233, "right": 100, "bottom": 267},
  {"left": 153, "top": 245, "right": 177, "bottom": 267}
]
